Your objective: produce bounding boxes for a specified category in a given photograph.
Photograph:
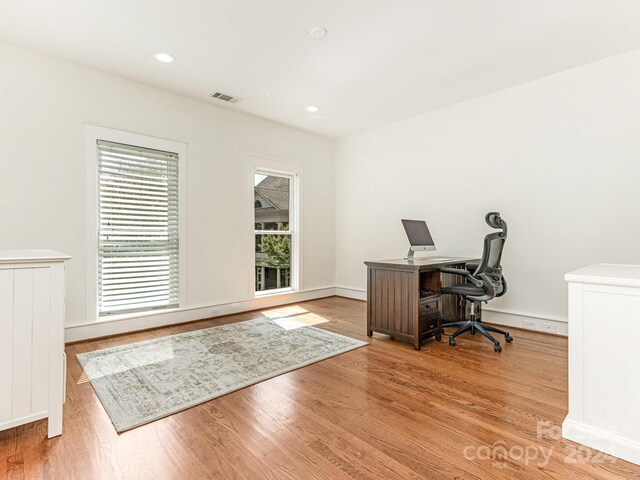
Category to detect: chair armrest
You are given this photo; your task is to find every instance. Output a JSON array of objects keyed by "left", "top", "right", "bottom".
[
  {"left": 439, "top": 267, "right": 467, "bottom": 276},
  {"left": 465, "top": 262, "right": 479, "bottom": 273},
  {"left": 439, "top": 267, "right": 484, "bottom": 288},
  {"left": 496, "top": 274, "right": 507, "bottom": 297}
]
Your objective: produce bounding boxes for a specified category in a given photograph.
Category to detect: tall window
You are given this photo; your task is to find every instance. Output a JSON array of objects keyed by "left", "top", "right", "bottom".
[
  {"left": 97, "top": 140, "right": 180, "bottom": 316},
  {"left": 254, "top": 171, "right": 296, "bottom": 293}
]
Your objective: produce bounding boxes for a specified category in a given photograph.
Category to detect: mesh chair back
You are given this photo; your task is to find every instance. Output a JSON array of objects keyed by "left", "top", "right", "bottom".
[{"left": 473, "top": 213, "right": 507, "bottom": 297}]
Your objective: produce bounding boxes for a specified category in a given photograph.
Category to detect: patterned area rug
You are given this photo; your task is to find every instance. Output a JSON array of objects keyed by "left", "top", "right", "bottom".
[{"left": 77, "top": 317, "right": 366, "bottom": 432}]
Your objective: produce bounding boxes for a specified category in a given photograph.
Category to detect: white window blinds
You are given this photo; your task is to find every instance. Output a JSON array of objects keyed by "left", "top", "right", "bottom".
[{"left": 97, "top": 140, "right": 180, "bottom": 316}]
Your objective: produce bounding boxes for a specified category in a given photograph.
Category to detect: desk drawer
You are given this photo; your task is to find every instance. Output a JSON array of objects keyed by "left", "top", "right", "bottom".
[
  {"left": 419, "top": 297, "right": 441, "bottom": 320},
  {"left": 420, "top": 316, "right": 440, "bottom": 333}
]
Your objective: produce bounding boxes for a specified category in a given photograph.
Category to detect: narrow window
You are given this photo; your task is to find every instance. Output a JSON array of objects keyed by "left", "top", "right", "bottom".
[
  {"left": 254, "top": 171, "right": 296, "bottom": 293},
  {"left": 97, "top": 140, "right": 180, "bottom": 315}
]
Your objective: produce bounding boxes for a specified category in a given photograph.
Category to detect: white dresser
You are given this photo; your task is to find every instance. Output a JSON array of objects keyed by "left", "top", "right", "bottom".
[
  {"left": 0, "top": 250, "right": 70, "bottom": 438},
  {"left": 564, "top": 263, "right": 640, "bottom": 466}
]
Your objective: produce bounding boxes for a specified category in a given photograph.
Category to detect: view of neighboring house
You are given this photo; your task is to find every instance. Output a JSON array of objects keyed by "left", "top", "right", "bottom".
[{"left": 254, "top": 174, "right": 291, "bottom": 291}]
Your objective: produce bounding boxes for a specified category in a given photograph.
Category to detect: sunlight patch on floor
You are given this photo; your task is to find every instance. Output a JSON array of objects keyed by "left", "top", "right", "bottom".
[
  {"left": 261, "top": 305, "right": 309, "bottom": 319},
  {"left": 262, "top": 304, "right": 330, "bottom": 330},
  {"left": 271, "top": 312, "right": 329, "bottom": 330},
  {"left": 77, "top": 343, "right": 176, "bottom": 384}
]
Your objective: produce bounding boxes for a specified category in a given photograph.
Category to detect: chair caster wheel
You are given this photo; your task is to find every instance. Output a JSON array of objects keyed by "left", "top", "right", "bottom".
[
  {"left": 494, "top": 344, "right": 502, "bottom": 353},
  {"left": 449, "top": 338, "right": 456, "bottom": 347},
  {"left": 435, "top": 333, "right": 442, "bottom": 342},
  {"left": 505, "top": 335, "right": 513, "bottom": 343}
]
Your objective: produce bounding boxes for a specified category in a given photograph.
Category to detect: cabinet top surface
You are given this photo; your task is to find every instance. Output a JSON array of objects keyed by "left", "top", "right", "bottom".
[
  {"left": 365, "top": 257, "right": 479, "bottom": 270},
  {"left": 565, "top": 263, "right": 640, "bottom": 287},
  {"left": 0, "top": 250, "right": 71, "bottom": 264}
]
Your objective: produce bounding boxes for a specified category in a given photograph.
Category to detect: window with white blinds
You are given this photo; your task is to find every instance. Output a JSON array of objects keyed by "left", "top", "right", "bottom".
[{"left": 97, "top": 140, "right": 180, "bottom": 316}]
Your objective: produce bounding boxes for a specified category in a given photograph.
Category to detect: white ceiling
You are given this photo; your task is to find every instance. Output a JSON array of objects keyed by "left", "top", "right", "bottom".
[{"left": 2, "top": 1, "right": 640, "bottom": 138}]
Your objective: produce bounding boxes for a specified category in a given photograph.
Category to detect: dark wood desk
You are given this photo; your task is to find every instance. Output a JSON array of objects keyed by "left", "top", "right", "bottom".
[{"left": 364, "top": 257, "right": 481, "bottom": 350}]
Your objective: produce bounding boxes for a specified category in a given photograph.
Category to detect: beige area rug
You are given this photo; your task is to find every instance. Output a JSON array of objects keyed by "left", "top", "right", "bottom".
[{"left": 77, "top": 315, "right": 366, "bottom": 432}]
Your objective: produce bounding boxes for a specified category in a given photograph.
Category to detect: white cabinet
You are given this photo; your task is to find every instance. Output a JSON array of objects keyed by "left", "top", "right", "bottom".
[
  {"left": 564, "top": 263, "right": 640, "bottom": 466},
  {"left": 0, "top": 250, "right": 70, "bottom": 438}
]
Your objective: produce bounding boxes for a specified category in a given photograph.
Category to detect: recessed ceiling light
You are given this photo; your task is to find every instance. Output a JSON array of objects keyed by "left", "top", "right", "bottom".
[
  {"left": 306, "top": 105, "right": 319, "bottom": 113},
  {"left": 310, "top": 27, "right": 327, "bottom": 39},
  {"left": 154, "top": 52, "right": 175, "bottom": 63}
]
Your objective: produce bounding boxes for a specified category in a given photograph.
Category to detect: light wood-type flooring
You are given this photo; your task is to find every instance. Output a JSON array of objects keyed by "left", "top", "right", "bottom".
[{"left": 2, "top": 296, "right": 639, "bottom": 479}]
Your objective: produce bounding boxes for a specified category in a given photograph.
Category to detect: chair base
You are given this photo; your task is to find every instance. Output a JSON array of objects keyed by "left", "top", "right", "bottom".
[{"left": 442, "top": 303, "right": 513, "bottom": 352}]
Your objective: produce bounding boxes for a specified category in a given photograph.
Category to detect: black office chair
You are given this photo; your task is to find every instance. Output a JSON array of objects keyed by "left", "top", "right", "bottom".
[{"left": 439, "top": 212, "right": 512, "bottom": 352}]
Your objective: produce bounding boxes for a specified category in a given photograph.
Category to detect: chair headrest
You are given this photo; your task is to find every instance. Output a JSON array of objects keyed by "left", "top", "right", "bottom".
[{"left": 485, "top": 212, "right": 507, "bottom": 234}]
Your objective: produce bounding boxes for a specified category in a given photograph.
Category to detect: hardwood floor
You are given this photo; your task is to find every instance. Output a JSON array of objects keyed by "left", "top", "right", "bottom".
[{"left": 1, "top": 296, "right": 639, "bottom": 479}]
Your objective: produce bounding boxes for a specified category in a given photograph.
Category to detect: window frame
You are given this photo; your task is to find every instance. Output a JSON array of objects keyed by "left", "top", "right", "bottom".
[
  {"left": 86, "top": 124, "right": 187, "bottom": 322},
  {"left": 249, "top": 157, "right": 302, "bottom": 297}
]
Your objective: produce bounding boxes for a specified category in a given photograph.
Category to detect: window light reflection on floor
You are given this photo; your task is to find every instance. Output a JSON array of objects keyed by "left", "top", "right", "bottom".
[
  {"left": 261, "top": 305, "right": 329, "bottom": 330},
  {"left": 260, "top": 305, "right": 309, "bottom": 319},
  {"left": 77, "top": 344, "right": 176, "bottom": 384},
  {"left": 271, "top": 313, "right": 329, "bottom": 330}
]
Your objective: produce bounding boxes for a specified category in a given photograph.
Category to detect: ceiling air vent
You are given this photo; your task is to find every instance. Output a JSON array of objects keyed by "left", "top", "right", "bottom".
[{"left": 210, "top": 91, "right": 241, "bottom": 103}]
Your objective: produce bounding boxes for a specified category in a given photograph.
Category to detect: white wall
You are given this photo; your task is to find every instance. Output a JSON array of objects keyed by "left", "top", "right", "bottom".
[
  {"left": 4, "top": 40, "right": 640, "bottom": 337},
  {"left": 0, "top": 43, "right": 335, "bottom": 329},
  {"left": 335, "top": 48, "right": 640, "bottom": 327}
]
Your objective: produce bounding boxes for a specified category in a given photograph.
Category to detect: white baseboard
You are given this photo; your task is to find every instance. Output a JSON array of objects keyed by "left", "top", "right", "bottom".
[
  {"left": 66, "top": 285, "right": 567, "bottom": 342},
  {"left": 334, "top": 286, "right": 568, "bottom": 336},
  {"left": 482, "top": 308, "right": 568, "bottom": 336},
  {"left": 65, "top": 287, "right": 335, "bottom": 343},
  {"left": 563, "top": 418, "right": 640, "bottom": 466},
  {"left": 334, "top": 287, "right": 367, "bottom": 301}
]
